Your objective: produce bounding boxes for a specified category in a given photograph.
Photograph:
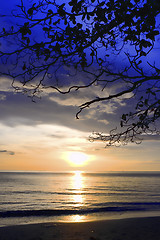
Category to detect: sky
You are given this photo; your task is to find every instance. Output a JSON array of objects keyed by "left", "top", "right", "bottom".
[
  {"left": 1, "top": 73, "right": 160, "bottom": 172},
  {"left": 0, "top": 0, "right": 160, "bottom": 172}
]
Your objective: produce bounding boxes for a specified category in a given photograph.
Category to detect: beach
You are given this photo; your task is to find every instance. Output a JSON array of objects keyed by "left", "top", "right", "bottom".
[
  {"left": 1, "top": 216, "right": 160, "bottom": 240},
  {"left": 1, "top": 172, "right": 160, "bottom": 239}
]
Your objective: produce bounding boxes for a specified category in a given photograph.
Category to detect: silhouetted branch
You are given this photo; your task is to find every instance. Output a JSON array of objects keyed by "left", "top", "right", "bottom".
[{"left": 1, "top": 0, "right": 160, "bottom": 146}]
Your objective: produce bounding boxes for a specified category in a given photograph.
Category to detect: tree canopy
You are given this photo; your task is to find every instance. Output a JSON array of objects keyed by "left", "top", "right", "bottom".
[{"left": 0, "top": 0, "right": 160, "bottom": 146}]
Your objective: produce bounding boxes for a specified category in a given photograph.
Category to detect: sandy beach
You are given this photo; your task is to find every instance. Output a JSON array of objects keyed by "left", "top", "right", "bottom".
[{"left": 1, "top": 216, "right": 160, "bottom": 240}]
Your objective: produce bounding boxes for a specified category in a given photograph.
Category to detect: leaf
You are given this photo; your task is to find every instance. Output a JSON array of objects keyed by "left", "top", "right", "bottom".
[
  {"left": 82, "top": 13, "right": 86, "bottom": 21},
  {"left": 27, "top": 37, "right": 30, "bottom": 45},
  {"left": 122, "top": 114, "right": 127, "bottom": 121},
  {"left": 28, "top": 29, "right": 31, "bottom": 35},
  {"left": 87, "top": 14, "right": 90, "bottom": 20},
  {"left": 48, "top": 9, "right": 53, "bottom": 15},
  {"left": 144, "top": 99, "right": 148, "bottom": 105},
  {"left": 69, "top": 1, "right": 73, "bottom": 6},
  {"left": 137, "top": 60, "right": 142, "bottom": 65},
  {"left": 22, "top": 63, "right": 26, "bottom": 70},
  {"left": 90, "top": 50, "right": 94, "bottom": 56},
  {"left": 43, "top": 27, "right": 50, "bottom": 32},
  {"left": 153, "top": 30, "right": 159, "bottom": 36},
  {"left": 140, "top": 39, "right": 152, "bottom": 48},
  {"left": 27, "top": 8, "right": 34, "bottom": 16},
  {"left": 77, "top": 23, "right": 82, "bottom": 28},
  {"left": 138, "top": 103, "right": 143, "bottom": 107},
  {"left": 140, "top": 51, "right": 147, "bottom": 56}
]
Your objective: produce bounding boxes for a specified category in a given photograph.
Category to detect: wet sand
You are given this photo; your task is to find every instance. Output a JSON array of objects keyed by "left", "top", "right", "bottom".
[{"left": 1, "top": 216, "right": 160, "bottom": 240}]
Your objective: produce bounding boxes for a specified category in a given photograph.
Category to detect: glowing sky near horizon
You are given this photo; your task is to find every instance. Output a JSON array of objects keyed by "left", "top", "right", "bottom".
[{"left": 1, "top": 0, "right": 160, "bottom": 172}]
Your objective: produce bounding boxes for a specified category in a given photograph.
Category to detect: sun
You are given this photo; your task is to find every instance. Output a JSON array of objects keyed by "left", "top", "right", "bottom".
[{"left": 66, "top": 151, "right": 90, "bottom": 167}]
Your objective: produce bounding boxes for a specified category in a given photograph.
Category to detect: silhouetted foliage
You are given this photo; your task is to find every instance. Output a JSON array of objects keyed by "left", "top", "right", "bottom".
[{"left": 0, "top": 0, "right": 160, "bottom": 146}]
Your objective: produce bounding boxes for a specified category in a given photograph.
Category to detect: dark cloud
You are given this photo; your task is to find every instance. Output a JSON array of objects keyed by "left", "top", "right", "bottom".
[
  {"left": 48, "top": 134, "right": 65, "bottom": 139},
  {"left": 0, "top": 90, "right": 116, "bottom": 133},
  {"left": 0, "top": 150, "right": 15, "bottom": 155}
]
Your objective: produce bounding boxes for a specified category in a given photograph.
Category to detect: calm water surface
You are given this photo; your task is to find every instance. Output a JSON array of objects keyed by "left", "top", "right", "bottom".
[{"left": 0, "top": 171, "right": 160, "bottom": 226}]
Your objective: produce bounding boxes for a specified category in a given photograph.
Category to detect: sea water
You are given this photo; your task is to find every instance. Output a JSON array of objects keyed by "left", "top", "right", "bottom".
[{"left": 1, "top": 171, "right": 160, "bottom": 226}]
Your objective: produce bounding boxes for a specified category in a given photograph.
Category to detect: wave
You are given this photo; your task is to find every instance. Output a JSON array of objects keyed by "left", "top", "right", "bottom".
[{"left": 1, "top": 202, "right": 160, "bottom": 218}]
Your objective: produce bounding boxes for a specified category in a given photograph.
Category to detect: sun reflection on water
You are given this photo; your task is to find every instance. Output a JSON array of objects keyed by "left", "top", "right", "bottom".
[
  {"left": 66, "top": 171, "right": 88, "bottom": 222},
  {"left": 73, "top": 171, "right": 83, "bottom": 189},
  {"left": 72, "top": 171, "right": 84, "bottom": 207}
]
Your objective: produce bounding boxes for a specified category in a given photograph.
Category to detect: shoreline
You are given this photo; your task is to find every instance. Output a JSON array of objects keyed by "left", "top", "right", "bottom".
[
  {"left": 1, "top": 216, "right": 160, "bottom": 240},
  {"left": 1, "top": 209, "right": 160, "bottom": 227}
]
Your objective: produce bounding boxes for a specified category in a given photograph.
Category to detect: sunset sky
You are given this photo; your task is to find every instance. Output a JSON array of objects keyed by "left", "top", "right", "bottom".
[
  {"left": 1, "top": 0, "right": 160, "bottom": 172},
  {"left": 1, "top": 73, "right": 160, "bottom": 172}
]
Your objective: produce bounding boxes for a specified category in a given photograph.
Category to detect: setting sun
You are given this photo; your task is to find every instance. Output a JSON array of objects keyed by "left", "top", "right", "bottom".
[{"left": 65, "top": 152, "right": 90, "bottom": 167}]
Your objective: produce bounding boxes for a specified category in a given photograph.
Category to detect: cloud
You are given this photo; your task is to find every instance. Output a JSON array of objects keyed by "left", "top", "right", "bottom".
[
  {"left": 142, "top": 134, "right": 160, "bottom": 141},
  {"left": 49, "top": 83, "right": 126, "bottom": 111},
  {"left": 48, "top": 83, "right": 130, "bottom": 131},
  {"left": 48, "top": 134, "right": 65, "bottom": 139},
  {"left": 0, "top": 88, "right": 118, "bottom": 134},
  {"left": 0, "top": 78, "right": 14, "bottom": 93},
  {"left": 0, "top": 73, "right": 144, "bottom": 137},
  {"left": 0, "top": 94, "right": 6, "bottom": 101},
  {"left": 0, "top": 150, "right": 15, "bottom": 155}
]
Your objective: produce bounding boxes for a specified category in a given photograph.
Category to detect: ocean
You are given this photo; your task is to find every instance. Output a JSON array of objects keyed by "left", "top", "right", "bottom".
[{"left": 1, "top": 171, "right": 160, "bottom": 226}]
